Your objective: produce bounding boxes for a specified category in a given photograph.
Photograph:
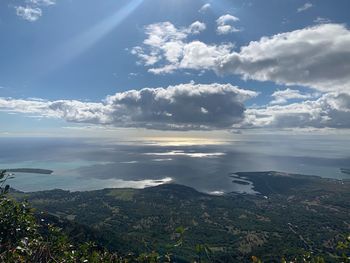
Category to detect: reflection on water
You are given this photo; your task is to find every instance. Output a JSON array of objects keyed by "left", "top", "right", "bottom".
[{"left": 0, "top": 134, "right": 349, "bottom": 193}]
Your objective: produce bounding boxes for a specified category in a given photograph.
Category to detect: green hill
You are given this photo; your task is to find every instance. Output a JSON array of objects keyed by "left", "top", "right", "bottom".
[{"left": 11, "top": 171, "right": 350, "bottom": 262}]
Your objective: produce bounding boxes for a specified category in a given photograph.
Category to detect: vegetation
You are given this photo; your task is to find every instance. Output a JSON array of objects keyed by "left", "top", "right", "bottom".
[
  {"left": 6, "top": 168, "right": 53, "bottom": 174},
  {"left": 0, "top": 170, "right": 174, "bottom": 262},
  {"left": 2, "top": 170, "right": 350, "bottom": 262}
]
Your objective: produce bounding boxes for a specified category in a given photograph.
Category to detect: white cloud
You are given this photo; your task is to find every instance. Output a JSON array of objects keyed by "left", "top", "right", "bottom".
[
  {"left": 28, "top": 0, "right": 56, "bottom": 6},
  {"left": 15, "top": 0, "right": 56, "bottom": 22},
  {"left": 132, "top": 21, "right": 234, "bottom": 74},
  {"left": 216, "top": 14, "right": 239, "bottom": 24},
  {"left": 0, "top": 83, "right": 258, "bottom": 131},
  {"left": 179, "top": 41, "right": 233, "bottom": 71},
  {"left": 0, "top": 98, "right": 110, "bottom": 123},
  {"left": 217, "top": 24, "right": 350, "bottom": 93},
  {"left": 148, "top": 64, "right": 178, "bottom": 75},
  {"left": 15, "top": 6, "right": 42, "bottom": 22},
  {"left": 297, "top": 3, "right": 313, "bottom": 12},
  {"left": 188, "top": 21, "right": 207, "bottom": 34},
  {"left": 131, "top": 46, "right": 161, "bottom": 66},
  {"left": 313, "top": 17, "right": 331, "bottom": 24},
  {"left": 128, "top": 72, "right": 138, "bottom": 77},
  {"left": 199, "top": 3, "right": 211, "bottom": 13},
  {"left": 216, "top": 14, "right": 241, "bottom": 35},
  {"left": 242, "top": 92, "right": 350, "bottom": 129},
  {"left": 136, "top": 23, "right": 350, "bottom": 94},
  {"left": 2, "top": 84, "right": 349, "bottom": 131},
  {"left": 217, "top": 25, "right": 238, "bottom": 35},
  {"left": 132, "top": 20, "right": 350, "bottom": 131},
  {"left": 270, "top": 88, "right": 316, "bottom": 105},
  {"left": 146, "top": 40, "right": 233, "bottom": 75}
]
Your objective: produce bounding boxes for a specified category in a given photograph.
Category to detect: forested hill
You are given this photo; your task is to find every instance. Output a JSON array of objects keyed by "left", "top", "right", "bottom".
[
  {"left": 11, "top": 171, "right": 350, "bottom": 262},
  {"left": 6, "top": 168, "right": 53, "bottom": 174}
]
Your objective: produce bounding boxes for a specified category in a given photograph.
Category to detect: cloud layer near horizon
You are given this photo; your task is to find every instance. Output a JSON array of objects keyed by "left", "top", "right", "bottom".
[
  {"left": 1, "top": 85, "right": 350, "bottom": 131},
  {"left": 0, "top": 83, "right": 257, "bottom": 130},
  {"left": 243, "top": 92, "right": 350, "bottom": 129}
]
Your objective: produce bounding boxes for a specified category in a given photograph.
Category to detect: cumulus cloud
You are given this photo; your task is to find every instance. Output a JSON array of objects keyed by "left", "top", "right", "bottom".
[
  {"left": 132, "top": 21, "right": 235, "bottom": 74},
  {"left": 15, "top": 0, "right": 56, "bottom": 21},
  {"left": 28, "top": 0, "right": 56, "bottom": 6},
  {"left": 135, "top": 23, "right": 350, "bottom": 93},
  {"left": 0, "top": 98, "right": 110, "bottom": 123},
  {"left": 132, "top": 21, "right": 350, "bottom": 131},
  {"left": 217, "top": 24, "right": 350, "bottom": 93},
  {"left": 1, "top": 84, "right": 349, "bottom": 130},
  {"left": 270, "top": 88, "right": 316, "bottom": 105},
  {"left": 242, "top": 92, "right": 350, "bottom": 129},
  {"left": 178, "top": 41, "right": 233, "bottom": 71},
  {"left": 0, "top": 83, "right": 258, "bottom": 130},
  {"left": 188, "top": 21, "right": 207, "bottom": 34},
  {"left": 199, "top": 3, "right": 211, "bottom": 13},
  {"left": 15, "top": 6, "right": 42, "bottom": 22},
  {"left": 313, "top": 17, "right": 331, "bottom": 24},
  {"left": 297, "top": 3, "right": 313, "bottom": 12},
  {"left": 216, "top": 14, "right": 241, "bottom": 35},
  {"left": 132, "top": 21, "right": 234, "bottom": 74}
]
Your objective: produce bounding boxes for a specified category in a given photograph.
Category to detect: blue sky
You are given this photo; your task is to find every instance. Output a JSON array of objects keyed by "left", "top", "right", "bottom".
[{"left": 0, "top": 0, "right": 350, "bottom": 136}]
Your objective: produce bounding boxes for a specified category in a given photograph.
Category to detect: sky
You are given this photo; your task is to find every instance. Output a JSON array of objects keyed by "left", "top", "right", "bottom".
[{"left": 0, "top": 0, "right": 350, "bottom": 138}]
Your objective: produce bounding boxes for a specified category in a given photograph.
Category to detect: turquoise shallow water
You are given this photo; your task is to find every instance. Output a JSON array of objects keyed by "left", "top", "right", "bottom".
[
  {"left": 1, "top": 135, "right": 349, "bottom": 194},
  {"left": 3, "top": 160, "right": 114, "bottom": 192}
]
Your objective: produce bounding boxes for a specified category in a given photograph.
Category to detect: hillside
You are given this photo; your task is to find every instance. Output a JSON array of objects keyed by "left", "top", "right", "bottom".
[
  {"left": 13, "top": 171, "right": 350, "bottom": 262},
  {"left": 6, "top": 168, "right": 53, "bottom": 174}
]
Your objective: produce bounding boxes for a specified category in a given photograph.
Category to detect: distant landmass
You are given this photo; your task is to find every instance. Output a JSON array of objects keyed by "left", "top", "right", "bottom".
[
  {"left": 12, "top": 171, "right": 350, "bottom": 262},
  {"left": 232, "top": 179, "right": 250, "bottom": 185},
  {"left": 341, "top": 168, "right": 350, "bottom": 175},
  {"left": 6, "top": 168, "right": 53, "bottom": 174}
]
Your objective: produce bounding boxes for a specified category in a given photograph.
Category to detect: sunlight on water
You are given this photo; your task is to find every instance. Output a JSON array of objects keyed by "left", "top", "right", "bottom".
[{"left": 1, "top": 135, "right": 349, "bottom": 193}]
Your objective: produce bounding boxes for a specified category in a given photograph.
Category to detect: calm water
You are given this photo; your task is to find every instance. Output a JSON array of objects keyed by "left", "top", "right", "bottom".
[{"left": 1, "top": 134, "right": 349, "bottom": 194}]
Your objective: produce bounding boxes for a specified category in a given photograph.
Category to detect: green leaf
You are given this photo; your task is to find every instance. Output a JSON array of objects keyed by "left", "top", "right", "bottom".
[
  {"left": 0, "top": 170, "right": 6, "bottom": 180},
  {"left": 175, "top": 226, "right": 185, "bottom": 234}
]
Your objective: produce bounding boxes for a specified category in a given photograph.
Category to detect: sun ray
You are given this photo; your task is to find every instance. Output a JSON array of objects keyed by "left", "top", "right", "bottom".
[{"left": 41, "top": 0, "right": 144, "bottom": 75}]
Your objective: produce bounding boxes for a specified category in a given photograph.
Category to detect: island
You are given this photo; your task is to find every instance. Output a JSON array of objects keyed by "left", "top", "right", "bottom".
[
  {"left": 340, "top": 168, "right": 350, "bottom": 175},
  {"left": 232, "top": 179, "right": 251, "bottom": 185},
  {"left": 6, "top": 168, "right": 53, "bottom": 174}
]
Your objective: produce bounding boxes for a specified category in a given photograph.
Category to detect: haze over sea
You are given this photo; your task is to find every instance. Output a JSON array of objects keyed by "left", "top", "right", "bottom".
[{"left": 2, "top": 133, "right": 349, "bottom": 194}]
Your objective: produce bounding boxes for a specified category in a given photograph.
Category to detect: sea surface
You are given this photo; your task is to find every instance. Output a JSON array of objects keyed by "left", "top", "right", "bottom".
[{"left": 1, "top": 134, "right": 349, "bottom": 194}]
